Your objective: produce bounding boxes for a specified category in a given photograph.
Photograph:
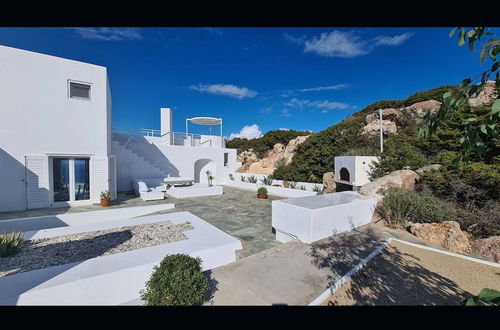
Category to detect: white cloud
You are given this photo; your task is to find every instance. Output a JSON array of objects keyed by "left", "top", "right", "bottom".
[
  {"left": 374, "top": 32, "right": 414, "bottom": 46},
  {"left": 280, "top": 109, "right": 292, "bottom": 117},
  {"left": 189, "top": 84, "right": 257, "bottom": 99},
  {"left": 286, "top": 30, "right": 414, "bottom": 58},
  {"left": 229, "top": 124, "right": 263, "bottom": 140},
  {"left": 285, "top": 98, "right": 310, "bottom": 109},
  {"left": 312, "top": 100, "right": 351, "bottom": 112},
  {"left": 260, "top": 107, "right": 273, "bottom": 113},
  {"left": 304, "top": 31, "right": 371, "bottom": 58},
  {"left": 298, "top": 84, "right": 349, "bottom": 92},
  {"left": 73, "top": 28, "right": 142, "bottom": 41}
]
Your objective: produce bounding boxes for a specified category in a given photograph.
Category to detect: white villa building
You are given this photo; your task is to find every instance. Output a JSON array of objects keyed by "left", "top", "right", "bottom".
[{"left": 0, "top": 45, "right": 240, "bottom": 212}]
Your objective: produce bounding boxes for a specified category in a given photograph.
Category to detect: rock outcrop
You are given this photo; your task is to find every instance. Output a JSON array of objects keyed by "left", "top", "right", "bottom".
[
  {"left": 471, "top": 235, "right": 500, "bottom": 263},
  {"left": 322, "top": 172, "right": 336, "bottom": 193},
  {"left": 359, "top": 169, "right": 420, "bottom": 201},
  {"left": 415, "top": 164, "right": 442, "bottom": 177},
  {"left": 236, "top": 135, "right": 310, "bottom": 174},
  {"left": 361, "top": 119, "right": 398, "bottom": 137},
  {"left": 408, "top": 221, "right": 472, "bottom": 254},
  {"left": 468, "top": 81, "right": 498, "bottom": 107}
]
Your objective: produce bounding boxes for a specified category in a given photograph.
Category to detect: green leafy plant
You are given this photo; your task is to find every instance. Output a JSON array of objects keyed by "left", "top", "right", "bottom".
[
  {"left": 140, "top": 254, "right": 210, "bottom": 306},
  {"left": 240, "top": 175, "right": 246, "bottom": 182},
  {"left": 228, "top": 173, "right": 234, "bottom": 181},
  {"left": 299, "top": 185, "right": 306, "bottom": 190},
  {"left": 257, "top": 187, "right": 268, "bottom": 195},
  {"left": 289, "top": 181, "right": 297, "bottom": 189},
  {"left": 376, "top": 188, "right": 454, "bottom": 228},
  {"left": 419, "top": 27, "right": 499, "bottom": 164},
  {"left": 464, "top": 288, "right": 500, "bottom": 306},
  {"left": 0, "top": 232, "right": 22, "bottom": 258},
  {"left": 100, "top": 190, "right": 112, "bottom": 200},
  {"left": 247, "top": 175, "right": 257, "bottom": 183},
  {"left": 312, "top": 185, "right": 323, "bottom": 193},
  {"left": 205, "top": 170, "right": 215, "bottom": 187},
  {"left": 275, "top": 157, "right": 288, "bottom": 168},
  {"left": 260, "top": 175, "right": 274, "bottom": 186}
]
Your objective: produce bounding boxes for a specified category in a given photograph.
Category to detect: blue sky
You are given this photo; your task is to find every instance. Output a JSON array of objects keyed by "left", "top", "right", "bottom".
[{"left": 0, "top": 27, "right": 497, "bottom": 139}]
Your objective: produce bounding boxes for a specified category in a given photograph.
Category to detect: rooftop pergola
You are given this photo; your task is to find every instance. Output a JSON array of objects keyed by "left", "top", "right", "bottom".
[{"left": 186, "top": 116, "right": 223, "bottom": 147}]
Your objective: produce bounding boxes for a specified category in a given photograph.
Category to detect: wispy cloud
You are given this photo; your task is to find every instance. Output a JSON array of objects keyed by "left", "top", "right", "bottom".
[
  {"left": 229, "top": 124, "right": 262, "bottom": 140},
  {"left": 286, "top": 30, "right": 414, "bottom": 58},
  {"left": 374, "top": 32, "right": 415, "bottom": 46},
  {"left": 285, "top": 98, "right": 310, "bottom": 109},
  {"left": 312, "top": 100, "right": 352, "bottom": 112},
  {"left": 73, "top": 28, "right": 143, "bottom": 41},
  {"left": 260, "top": 107, "right": 273, "bottom": 113},
  {"left": 201, "top": 27, "right": 223, "bottom": 36},
  {"left": 280, "top": 109, "right": 292, "bottom": 117},
  {"left": 298, "top": 84, "right": 349, "bottom": 92},
  {"left": 189, "top": 84, "right": 257, "bottom": 99}
]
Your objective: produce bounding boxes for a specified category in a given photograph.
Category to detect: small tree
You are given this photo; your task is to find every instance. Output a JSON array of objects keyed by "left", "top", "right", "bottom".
[
  {"left": 140, "top": 254, "right": 210, "bottom": 306},
  {"left": 205, "top": 170, "right": 215, "bottom": 187}
]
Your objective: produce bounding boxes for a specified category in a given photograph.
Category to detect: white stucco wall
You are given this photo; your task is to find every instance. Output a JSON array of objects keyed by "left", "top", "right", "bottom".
[
  {"left": 0, "top": 45, "right": 112, "bottom": 212},
  {"left": 334, "top": 156, "right": 378, "bottom": 187}
]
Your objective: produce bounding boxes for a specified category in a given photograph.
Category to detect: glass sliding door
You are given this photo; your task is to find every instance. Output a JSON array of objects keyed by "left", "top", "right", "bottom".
[
  {"left": 52, "top": 157, "right": 91, "bottom": 203},
  {"left": 74, "top": 158, "right": 90, "bottom": 200},
  {"left": 53, "top": 158, "right": 70, "bottom": 202}
]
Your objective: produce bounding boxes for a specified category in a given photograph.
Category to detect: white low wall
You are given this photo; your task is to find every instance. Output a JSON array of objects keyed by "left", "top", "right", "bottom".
[
  {"left": 272, "top": 192, "right": 377, "bottom": 244},
  {"left": 0, "top": 211, "right": 242, "bottom": 305},
  {"left": 224, "top": 180, "right": 318, "bottom": 198},
  {"left": 228, "top": 172, "right": 323, "bottom": 192},
  {"left": 167, "top": 184, "right": 223, "bottom": 199}
]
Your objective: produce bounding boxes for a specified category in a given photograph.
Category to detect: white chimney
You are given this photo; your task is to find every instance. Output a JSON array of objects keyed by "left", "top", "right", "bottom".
[{"left": 160, "top": 108, "right": 172, "bottom": 134}]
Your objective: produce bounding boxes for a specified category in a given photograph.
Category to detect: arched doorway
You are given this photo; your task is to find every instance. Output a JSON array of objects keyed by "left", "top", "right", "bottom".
[
  {"left": 339, "top": 167, "right": 350, "bottom": 182},
  {"left": 194, "top": 159, "right": 216, "bottom": 184}
]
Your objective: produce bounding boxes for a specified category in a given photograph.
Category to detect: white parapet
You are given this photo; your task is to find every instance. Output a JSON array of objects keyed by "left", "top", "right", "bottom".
[
  {"left": 166, "top": 183, "right": 223, "bottom": 199},
  {"left": 272, "top": 192, "right": 377, "bottom": 244},
  {"left": 0, "top": 211, "right": 242, "bottom": 305}
]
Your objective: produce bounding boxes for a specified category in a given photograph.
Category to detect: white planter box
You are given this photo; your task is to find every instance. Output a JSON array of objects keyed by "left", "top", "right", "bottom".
[
  {"left": 167, "top": 184, "right": 223, "bottom": 198},
  {"left": 272, "top": 192, "right": 377, "bottom": 244},
  {"left": 224, "top": 180, "right": 318, "bottom": 198}
]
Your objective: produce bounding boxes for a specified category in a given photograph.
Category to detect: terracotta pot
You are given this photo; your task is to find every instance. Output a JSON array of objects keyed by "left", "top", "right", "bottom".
[
  {"left": 257, "top": 194, "right": 268, "bottom": 199},
  {"left": 100, "top": 198, "right": 110, "bottom": 207},
  {"left": 283, "top": 183, "right": 290, "bottom": 188}
]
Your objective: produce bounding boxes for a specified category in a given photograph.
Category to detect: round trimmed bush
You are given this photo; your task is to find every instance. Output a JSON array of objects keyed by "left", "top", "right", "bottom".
[
  {"left": 257, "top": 187, "right": 268, "bottom": 195},
  {"left": 140, "top": 254, "right": 210, "bottom": 306}
]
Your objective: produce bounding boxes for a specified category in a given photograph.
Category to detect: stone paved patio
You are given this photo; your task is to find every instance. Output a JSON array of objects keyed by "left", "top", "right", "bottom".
[{"left": 0, "top": 186, "right": 283, "bottom": 259}]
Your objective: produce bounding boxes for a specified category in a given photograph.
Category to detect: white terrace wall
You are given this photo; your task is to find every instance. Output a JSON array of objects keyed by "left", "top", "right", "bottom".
[{"left": 0, "top": 45, "right": 112, "bottom": 212}]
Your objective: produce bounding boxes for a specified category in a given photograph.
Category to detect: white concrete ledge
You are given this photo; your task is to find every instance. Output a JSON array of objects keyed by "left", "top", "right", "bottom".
[
  {"left": 0, "top": 204, "right": 175, "bottom": 234},
  {"left": 0, "top": 211, "right": 242, "bottom": 305},
  {"left": 224, "top": 181, "right": 318, "bottom": 198},
  {"left": 167, "top": 184, "right": 223, "bottom": 199}
]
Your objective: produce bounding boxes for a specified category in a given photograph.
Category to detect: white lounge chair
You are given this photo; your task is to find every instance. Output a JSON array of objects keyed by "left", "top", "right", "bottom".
[{"left": 136, "top": 181, "right": 165, "bottom": 201}]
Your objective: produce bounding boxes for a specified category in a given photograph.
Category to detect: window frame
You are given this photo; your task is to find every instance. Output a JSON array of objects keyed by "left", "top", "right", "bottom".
[{"left": 68, "top": 80, "right": 92, "bottom": 101}]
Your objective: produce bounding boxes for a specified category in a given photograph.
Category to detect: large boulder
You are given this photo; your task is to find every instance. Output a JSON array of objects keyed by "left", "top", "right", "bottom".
[
  {"left": 471, "top": 235, "right": 500, "bottom": 263},
  {"left": 396, "top": 100, "right": 442, "bottom": 127},
  {"left": 359, "top": 169, "right": 420, "bottom": 201},
  {"left": 322, "top": 172, "right": 336, "bottom": 193},
  {"left": 415, "top": 164, "right": 442, "bottom": 177},
  {"left": 408, "top": 221, "right": 472, "bottom": 254},
  {"left": 285, "top": 135, "right": 309, "bottom": 153},
  {"left": 361, "top": 119, "right": 398, "bottom": 137},
  {"left": 468, "top": 81, "right": 498, "bottom": 107}
]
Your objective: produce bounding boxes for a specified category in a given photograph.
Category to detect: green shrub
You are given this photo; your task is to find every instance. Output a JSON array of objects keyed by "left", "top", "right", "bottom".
[
  {"left": 289, "top": 181, "right": 297, "bottom": 189},
  {"left": 299, "top": 185, "right": 306, "bottom": 190},
  {"left": 455, "top": 200, "right": 500, "bottom": 239},
  {"left": 257, "top": 187, "right": 268, "bottom": 195},
  {"left": 240, "top": 175, "right": 246, "bottom": 182},
  {"left": 260, "top": 175, "right": 273, "bottom": 186},
  {"left": 140, "top": 254, "right": 210, "bottom": 306},
  {"left": 228, "top": 173, "right": 234, "bottom": 181},
  {"left": 376, "top": 188, "right": 455, "bottom": 228},
  {"left": 0, "top": 232, "right": 22, "bottom": 258},
  {"left": 312, "top": 185, "right": 323, "bottom": 192},
  {"left": 100, "top": 190, "right": 112, "bottom": 200},
  {"left": 370, "top": 135, "right": 429, "bottom": 179},
  {"left": 247, "top": 175, "right": 257, "bottom": 183}
]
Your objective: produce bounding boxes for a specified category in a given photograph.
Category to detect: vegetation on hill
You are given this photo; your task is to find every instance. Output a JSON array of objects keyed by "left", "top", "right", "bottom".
[{"left": 227, "top": 129, "right": 311, "bottom": 158}]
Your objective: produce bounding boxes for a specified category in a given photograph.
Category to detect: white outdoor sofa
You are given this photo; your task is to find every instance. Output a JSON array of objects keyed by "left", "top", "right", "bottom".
[
  {"left": 133, "top": 178, "right": 166, "bottom": 201},
  {"left": 163, "top": 176, "right": 194, "bottom": 187}
]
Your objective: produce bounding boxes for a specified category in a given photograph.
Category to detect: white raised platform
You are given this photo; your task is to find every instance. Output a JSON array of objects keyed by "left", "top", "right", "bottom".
[
  {"left": 0, "top": 211, "right": 242, "bottom": 305},
  {"left": 0, "top": 204, "right": 175, "bottom": 234},
  {"left": 224, "top": 180, "right": 318, "bottom": 198},
  {"left": 272, "top": 191, "right": 377, "bottom": 244},
  {"left": 167, "top": 183, "right": 223, "bottom": 199}
]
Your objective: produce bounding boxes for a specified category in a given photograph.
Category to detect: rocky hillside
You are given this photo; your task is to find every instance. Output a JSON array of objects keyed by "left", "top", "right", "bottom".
[{"left": 236, "top": 135, "right": 309, "bottom": 174}]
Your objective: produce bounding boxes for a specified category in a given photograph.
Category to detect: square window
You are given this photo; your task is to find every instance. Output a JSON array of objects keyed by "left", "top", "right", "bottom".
[
  {"left": 224, "top": 153, "right": 228, "bottom": 167},
  {"left": 69, "top": 81, "right": 91, "bottom": 100}
]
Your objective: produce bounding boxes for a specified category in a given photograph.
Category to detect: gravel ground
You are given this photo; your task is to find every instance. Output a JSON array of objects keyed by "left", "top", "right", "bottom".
[
  {"left": 322, "top": 240, "right": 500, "bottom": 305},
  {"left": 0, "top": 221, "right": 193, "bottom": 278}
]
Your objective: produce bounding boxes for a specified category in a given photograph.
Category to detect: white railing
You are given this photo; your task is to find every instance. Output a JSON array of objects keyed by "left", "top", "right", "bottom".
[{"left": 113, "top": 128, "right": 226, "bottom": 148}]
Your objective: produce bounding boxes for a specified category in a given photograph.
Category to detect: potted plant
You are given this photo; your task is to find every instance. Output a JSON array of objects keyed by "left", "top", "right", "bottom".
[
  {"left": 100, "top": 190, "right": 112, "bottom": 206},
  {"left": 257, "top": 187, "right": 268, "bottom": 199},
  {"left": 205, "top": 170, "right": 215, "bottom": 187},
  {"left": 283, "top": 180, "right": 290, "bottom": 188}
]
